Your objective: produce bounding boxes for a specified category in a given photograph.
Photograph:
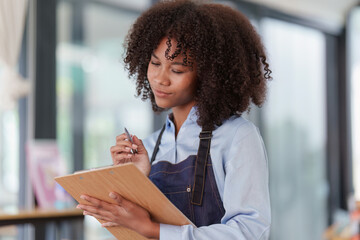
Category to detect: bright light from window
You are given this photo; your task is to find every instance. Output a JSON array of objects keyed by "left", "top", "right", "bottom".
[{"left": 349, "top": 8, "right": 360, "bottom": 201}]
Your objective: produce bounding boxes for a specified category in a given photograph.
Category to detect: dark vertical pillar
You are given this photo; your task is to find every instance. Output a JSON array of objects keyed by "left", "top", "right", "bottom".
[
  {"left": 326, "top": 34, "right": 341, "bottom": 225},
  {"left": 337, "top": 28, "right": 353, "bottom": 209},
  {"left": 71, "top": 1, "right": 85, "bottom": 172},
  {"left": 34, "top": 0, "right": 56, "bottom": 139},
  {"left": 326, "top": 30, "right": 353, "bottom": 224}
]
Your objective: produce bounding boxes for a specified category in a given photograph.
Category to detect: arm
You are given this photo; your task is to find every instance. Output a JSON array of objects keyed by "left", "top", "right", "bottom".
[
  {"left": 76, "top": 133, "right": 159, "bottom": 238},
  {"left": 159, "top": 125, "right": 271, "bottom": 240}
]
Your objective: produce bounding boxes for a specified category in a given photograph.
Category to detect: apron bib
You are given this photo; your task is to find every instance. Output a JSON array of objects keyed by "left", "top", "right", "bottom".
[{"left": 149, "top": 126, "right": 225, "bottom": 227}]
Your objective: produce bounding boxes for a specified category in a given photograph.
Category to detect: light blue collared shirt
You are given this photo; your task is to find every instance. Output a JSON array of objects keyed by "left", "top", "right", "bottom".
[{"left": 143, "top": 107, "right": 271, "bottom": 240}]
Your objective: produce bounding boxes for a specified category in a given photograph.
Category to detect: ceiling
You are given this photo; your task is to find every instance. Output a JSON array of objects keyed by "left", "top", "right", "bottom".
[{"left": 245, "top": 0, "right": 359, "bottom": 29}]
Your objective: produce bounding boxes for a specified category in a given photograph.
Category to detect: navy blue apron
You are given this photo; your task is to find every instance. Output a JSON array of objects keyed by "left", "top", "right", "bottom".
[{"left": 149, "top": 125, "right": 225, "bottom": 227}]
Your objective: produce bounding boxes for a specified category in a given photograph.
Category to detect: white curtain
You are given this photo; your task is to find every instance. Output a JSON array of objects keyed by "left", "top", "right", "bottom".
[{"left": 0, "top": 0, "right": 29, "bottom": 110}]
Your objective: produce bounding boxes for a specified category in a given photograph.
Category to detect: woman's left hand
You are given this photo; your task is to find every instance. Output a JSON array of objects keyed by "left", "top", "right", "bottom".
[{"left": 77, "top": 192, "right": 160, "bottom": 239}]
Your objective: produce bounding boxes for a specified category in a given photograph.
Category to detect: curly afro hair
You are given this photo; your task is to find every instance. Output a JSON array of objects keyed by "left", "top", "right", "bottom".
[{"left": 124, "top": 0, "right": 271, "bottom": 130}]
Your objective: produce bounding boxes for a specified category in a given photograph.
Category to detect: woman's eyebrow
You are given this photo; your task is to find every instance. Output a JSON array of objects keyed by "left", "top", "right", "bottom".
[
  {"left": 151, "top": 53, "right": 159, "bottom": 59},
  {"left": 151, "top": 53, "right": 186, "bottom": 66}
]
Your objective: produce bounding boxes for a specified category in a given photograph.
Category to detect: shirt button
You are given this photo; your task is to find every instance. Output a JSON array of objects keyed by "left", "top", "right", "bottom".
[{"left": 187, "top": 187, "right": 191, "bottom": 192}]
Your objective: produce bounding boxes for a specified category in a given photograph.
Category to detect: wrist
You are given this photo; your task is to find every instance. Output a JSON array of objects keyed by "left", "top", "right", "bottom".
[
  {"left": 143, "top": 221, "right": 160, "bottom": 239},
  {"left": 145, "top": 167, "right": 151, "bottom": 177}
]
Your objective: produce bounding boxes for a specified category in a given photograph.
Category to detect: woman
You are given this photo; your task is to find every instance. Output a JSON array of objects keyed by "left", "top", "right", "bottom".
[{"left": 77, "top": 1, "right": 272, "bottom": 239}]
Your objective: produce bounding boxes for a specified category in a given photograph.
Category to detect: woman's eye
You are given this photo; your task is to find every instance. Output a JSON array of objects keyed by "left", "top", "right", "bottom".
[
  {"left": 151, "top": 61, "right": 160, "bottom": 66},
  {"left": 172, "top": 69, "right": 184, "bottom": 74}
]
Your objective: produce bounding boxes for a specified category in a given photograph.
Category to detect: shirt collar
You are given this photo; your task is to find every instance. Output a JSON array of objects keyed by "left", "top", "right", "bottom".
[{"left": 165, "top": 106, "right": 198, "bottom": 129}]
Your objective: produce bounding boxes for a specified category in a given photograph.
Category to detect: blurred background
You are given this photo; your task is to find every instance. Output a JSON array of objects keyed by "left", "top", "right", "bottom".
[{"left": 0, "top": 0, "right": 359, "bottom": 239}]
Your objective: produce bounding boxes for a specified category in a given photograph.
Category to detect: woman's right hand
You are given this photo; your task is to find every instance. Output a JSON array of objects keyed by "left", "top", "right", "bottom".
[{"left": 110, "top": 133, "right": 151, "bottom": 176}]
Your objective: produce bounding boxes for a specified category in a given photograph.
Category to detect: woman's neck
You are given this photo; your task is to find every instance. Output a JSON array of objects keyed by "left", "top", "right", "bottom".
[{"left": 172, "top": 102, "right": 196, "bottom": 137}]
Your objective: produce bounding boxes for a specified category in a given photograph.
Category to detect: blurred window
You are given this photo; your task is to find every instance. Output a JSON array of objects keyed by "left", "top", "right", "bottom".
[
  {"left": 0, "top": 69, "right": 20, "bottom": 211},
  {"left": 349, "top": 7, "right": 360, "bottom": 201},
  {"left": 100, "top": 0, "right": 150, "bottom": 11},
  {"left": 260, "top": 18, "right": 328, "bottom": 240},
  {"left": 57, "top": 1, "right": 153, "bottom": 238}
]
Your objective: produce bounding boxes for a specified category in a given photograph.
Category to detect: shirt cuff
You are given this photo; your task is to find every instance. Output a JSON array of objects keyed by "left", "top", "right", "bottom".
[{"left": 159, "top": 223, "right": 184, "bottom": 240}]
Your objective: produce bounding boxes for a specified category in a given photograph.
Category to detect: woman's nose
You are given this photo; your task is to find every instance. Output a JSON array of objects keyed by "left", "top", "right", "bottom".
[{"left": 154, "top": 68, "right": 170, "bottom": 86}]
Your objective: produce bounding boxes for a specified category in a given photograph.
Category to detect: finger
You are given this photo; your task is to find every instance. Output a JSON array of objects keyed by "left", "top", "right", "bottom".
[
  {"left": 132, "top": 136, "right": 146, "bottom": 153},
  {"left": 114, "top": 140, "right": 134, "bottom": 149},
  {"left": 114, "top": 152, "right": 133, "bottom": 159},
  {"left": 101, "top": 222, "right": 119, "bottom": 228},
  {"left": 115, "top": 133, "right": 128, "bottom": 142},
  {"left": 109, "top": 192, "right": 133, "bottom": 210},
  {"left": 120, "top": 139, "right": 138, "bottom": 153},
  {"left": 110, "top": 145, "right": 132, "bottom": 155},
  {"left": 83, "top": 210, "right": 113, "bottom": 222},
  {"left": 80, "top": 195, "right": 113, "bottom": 210},
  {"left": 78, "top": 203, "right": 118, "bottom": 221},
  {"left": 78, "top": 204, "right": 104, "bottom": 216},
  {"left": 78, "top": 203, "right": 104, "bottom": 213},
  {"left": 113, "top": 158, "right": 132, "bottom": 166},
  {"left": 112, "top": 149, "right": 133, "bottom": 165},
  {"left": 113, "top": 153, "right": 133, "bottom": 164},
  {"left": 116, "top": 133, "right": 136, "bottom": 145},
  {"left": 131, "top": 135, "right": 142, "bottom": 146}
]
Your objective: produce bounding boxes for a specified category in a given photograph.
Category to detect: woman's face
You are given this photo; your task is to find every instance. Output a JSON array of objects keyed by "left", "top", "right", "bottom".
[{"left": 147, "top": 37, "right": 197, "bottom": 110}]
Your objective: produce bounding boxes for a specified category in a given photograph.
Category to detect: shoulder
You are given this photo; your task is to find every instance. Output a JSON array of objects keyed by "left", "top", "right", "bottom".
[
  {"left": 212, "top": 115, "right": 267, "bottom": 169},
  {"left": 213, "top": 115, "right": 260, "bottom": 143}
]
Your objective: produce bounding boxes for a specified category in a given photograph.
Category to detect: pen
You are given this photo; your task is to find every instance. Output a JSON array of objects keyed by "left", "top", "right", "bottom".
[{"left": 124, "top": 127, "right": 138, "bottom": 154}]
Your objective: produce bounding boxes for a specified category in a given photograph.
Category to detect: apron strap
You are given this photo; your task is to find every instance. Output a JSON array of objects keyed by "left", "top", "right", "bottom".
[
  {"left": 150, "top": 123, "right": 213, "bottom": 206},
  {"left": 191, "top": 130, "right": 212, "bottom": 205},
  {"left": 150, "top": 124, "right": 166, "bottom": 164}
]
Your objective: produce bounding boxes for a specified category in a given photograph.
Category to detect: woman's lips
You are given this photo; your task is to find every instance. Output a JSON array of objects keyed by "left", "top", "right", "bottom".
[{"left": 153, "top": 89, "right": 171, "bottom": 97}]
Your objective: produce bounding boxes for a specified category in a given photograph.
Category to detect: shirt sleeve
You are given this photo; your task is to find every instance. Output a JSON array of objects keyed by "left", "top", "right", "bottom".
[{"left": 159, "top": 124, "right": 271, "bottom": 240}]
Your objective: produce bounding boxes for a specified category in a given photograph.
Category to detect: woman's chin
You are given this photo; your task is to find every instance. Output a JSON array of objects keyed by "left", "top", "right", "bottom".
[
  {"left": 154, "top": 100, "right": 172, "bottom": 109},
  {"left": 155, "top": 103, "right": 171, "bottom": 109}
]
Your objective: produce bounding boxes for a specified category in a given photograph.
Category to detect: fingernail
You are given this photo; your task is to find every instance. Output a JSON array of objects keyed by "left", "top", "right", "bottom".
[
  {"left": 132, "top": 144, "right": 138, "bottom": 149},
  {"left": 125, "top": 147, "right": 130, "bottom": 151},
  {"left": 127, "top": 154, "right": 132, "bottom": 157},
  {"left": 76, "top": 205, "right": 81, "bottom": 209},
  {"left": 109, "top": 192, "right": 116, "bottom": 199},
  {"left": 80, "top": 195, "right": 86, "bottom": 200}
]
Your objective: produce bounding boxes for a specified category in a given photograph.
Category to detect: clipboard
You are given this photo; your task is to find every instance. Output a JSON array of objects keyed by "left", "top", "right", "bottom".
[{"left": 55, "top": 163, "right": 194, "bottom": 240}]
